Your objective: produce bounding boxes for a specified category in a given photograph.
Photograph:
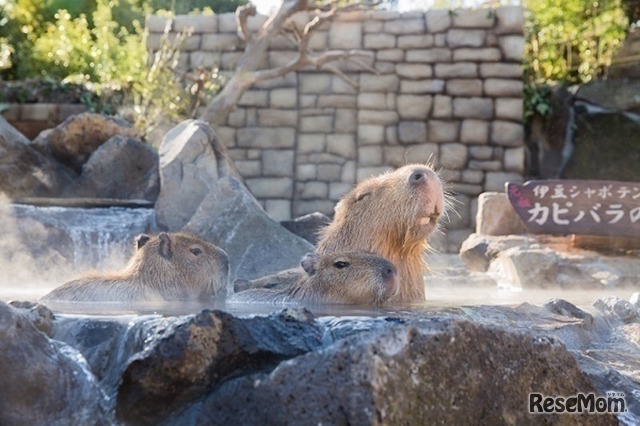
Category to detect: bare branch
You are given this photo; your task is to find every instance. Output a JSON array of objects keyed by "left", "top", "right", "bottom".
[
  {"left": 320, "top": 63, "right": 358, "bottom": 88},
  {"left": 199, "top": 0, "right": 381, "bottom": 126},
  {"left": 236, "top": 3, "right": 257, "bottom": 41}
]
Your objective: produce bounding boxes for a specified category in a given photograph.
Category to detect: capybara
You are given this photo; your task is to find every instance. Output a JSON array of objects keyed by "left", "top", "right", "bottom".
[
  {"left": 317, "top": 164, "right": 445, "bottom": 302},
  {"left": 234, "top": 164, "right": 445, "bottom": 304},
  {"left": 40, "top": 233, "right": 229, "bottom": 302},
  {"left": 229, "top": 252, "right": 398, "bottom": 305}
]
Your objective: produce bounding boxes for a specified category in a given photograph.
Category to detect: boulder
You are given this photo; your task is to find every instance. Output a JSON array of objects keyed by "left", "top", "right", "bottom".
[
  {"left": 575, "top": 78, "right": 640, "bottom": 111},
  {"left": 0, "top": 116, "right": 75, "bottom": 198},
  {"left": 563, "top": 112, "right": 640, "bottom": 182},
  {"left": 155, "top": 120, "right": 243, "bottom": 230},
  {"left": 67, "top": 136, "right": 160, "bottom": 201},
  {"left": 459, "top": 233, "right": 530, "bottom": 272},
  {"left": 460, "top": 233, "right": 640, "bottom": 289},
  {"left": 176, "top": 318, "right": 612, "bottom": 425},
  {"left": 185, "top": 176, "right": 314, "bottom": 282},
  {"left": 0, "top": 302, "right": 107, "bottom": 425},
  {"left": 116, "top": 309, "right": 323, "bottom": 425},
  {"left": 280, "top": 211, "right": 331, "bottom": 245},
  {"left": 7, "top": 300, "right": 56, "bottom": 336},
  {"left": 31, "top": 113, "right": 139, "bottom": 173},
  {"left": 475, "top": 192, "right": 527, "bottom": 236}
]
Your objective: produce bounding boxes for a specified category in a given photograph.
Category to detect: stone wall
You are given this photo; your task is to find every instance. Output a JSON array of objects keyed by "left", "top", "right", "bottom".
[{"left": 147, "top": 6, "right": 525, "bottom": 251}]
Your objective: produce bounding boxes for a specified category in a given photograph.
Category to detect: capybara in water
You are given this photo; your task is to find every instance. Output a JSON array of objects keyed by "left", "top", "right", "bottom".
[
  {"left": 229, "top": 252, "right": 398, "bottom": 305},
  {"left": 40, "top": 232, "right": 229, "bottom": 302},
  {"left": 235, "top": 164, "right": 445, "bottom": 304},
  {"left": 317, "top": 163, "right": 445, "bottom": 303}
]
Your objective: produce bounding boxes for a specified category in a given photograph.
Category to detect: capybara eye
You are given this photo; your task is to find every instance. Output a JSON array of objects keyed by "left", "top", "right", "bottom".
[
  {"left": 409, "top": 171, "right": 425, "bottom": 184},
  {"left": 334, "top": 260, "right": 350, "bottom": 269},
  {"left": 189, "top": 247, "right": 203, "bottom": 256}
]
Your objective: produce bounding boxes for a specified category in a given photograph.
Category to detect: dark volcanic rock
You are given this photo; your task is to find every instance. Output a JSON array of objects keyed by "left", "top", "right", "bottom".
[
  {"left": 185, "top": 176, "right": 314, "bottom": 283},
  {"left": 280, "top": 212, "right": 331, "bottom": 245},
  {"left": 116, "top": 309, "right": 323, "bottom": 426},
  {"left": 7, "top": 300, "right": 56, "bottom": 336},
  {"left": 177, "top": 319, "right": 613, "bottom": 426},
  {"left": 0, "top": 302, "right": 107, "bottom": 425},
  {"left": 31, "top": 112, "right": 139, "bottom": 173},
  {"left": 0, "top": 116, "right": 75, "bottom": 198},
  {"left": 67, "top": 135, "right": 160, "bottom": 201}
]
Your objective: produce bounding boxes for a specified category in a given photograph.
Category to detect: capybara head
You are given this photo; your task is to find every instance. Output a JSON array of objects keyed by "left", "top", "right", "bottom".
[
  {"left": 130, "top": 232, "right": 229, "bottom": 299},
  {"left": 294, "top": 251, "right": 398, "bottom": 305},
  {"left": 317, "top": 164, "right": 445, "bottom": 303}
]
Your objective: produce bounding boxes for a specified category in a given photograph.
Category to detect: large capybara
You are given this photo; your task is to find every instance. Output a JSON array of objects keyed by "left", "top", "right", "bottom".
[
  {"left": 40, "top": 233, "right": 229, "bottom": 303},
  {"left": 317, "top": 163, "right": 445, "bottom": 303},
  {"left": 229, "top": 252, "right": 398, "bottom": 305},
  {"left": 235, "top": 164, "right": 445, "bottom": 303}
]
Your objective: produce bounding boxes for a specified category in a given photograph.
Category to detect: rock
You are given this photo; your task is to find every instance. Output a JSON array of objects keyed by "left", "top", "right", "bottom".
[
  {"left": 575, "top": 78, "right": 640, "bottom": 111},
  {"left": 563, "top": 112, "right": 640, "bottom": 182},
  {"left": 184, "top": 176, "right": 314, "bottom": 282},
  {"left": 31, "top": 113, "right": 139, "bottom": 173},
  {"left": 176, "top": 319, "right": 611, "bottom": 425},
  {"left": 116, "top": 309, "right": 323, "bottom": 425},
  {"left": 475, "top": 192, "right": 527, "bottom": 235},
  {"left": 593, "top": 296, "right": 639, "bottom": 322},
  {"left": 280, "top": 212, "right": 331, "bottom": 245},
  {"left": 155, "top": 120, "right": 243, "bottom": 230},
  {"left": 67, "top": 136, "right": 160, "bottom": 201},
  {"left": 7, "top": 300, "right": 55, "bottom": 336},
  {"left": 0, "top": 302, "right": 107, "bottom": 425},
  {"left": 0, "top": 116, "right": 75, "bottom": 198},
  {"left": 460, "top": 234, "right": 528, "bottom": 272}
]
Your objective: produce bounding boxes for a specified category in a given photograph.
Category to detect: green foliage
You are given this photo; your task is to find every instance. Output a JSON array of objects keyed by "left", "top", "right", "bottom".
[
  {"left": 0, "top": 0, "right": 221, "bottom": 133},
  {"left": 523, "top": 0, "right": 629, "bottom": 122}
]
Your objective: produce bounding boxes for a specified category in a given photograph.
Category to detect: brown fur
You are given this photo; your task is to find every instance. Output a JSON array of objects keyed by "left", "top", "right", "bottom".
[
  {"left": 40, "top": 233, "right": 229, "bottom": 303},
  {"left": 316, "top": 164, "right": 444, "bottom": 303},
  {"left": 230, "top": 252, "right": 398, "bottom": 305}
]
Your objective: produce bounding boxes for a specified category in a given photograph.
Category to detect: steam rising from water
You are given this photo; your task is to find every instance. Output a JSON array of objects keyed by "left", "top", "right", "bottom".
[{"left": 0, "top": 195, "right": 156, "bottom": 300}]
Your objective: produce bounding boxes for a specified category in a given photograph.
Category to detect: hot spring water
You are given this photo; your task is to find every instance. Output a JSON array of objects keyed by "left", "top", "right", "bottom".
[{"left": 0, "top": 202, "right": 635, "bottom": 315}]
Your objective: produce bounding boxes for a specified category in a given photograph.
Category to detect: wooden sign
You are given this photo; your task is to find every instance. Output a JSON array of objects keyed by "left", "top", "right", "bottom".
[{"left": 507, "top": 180, "right": 640, "bottom": 238}]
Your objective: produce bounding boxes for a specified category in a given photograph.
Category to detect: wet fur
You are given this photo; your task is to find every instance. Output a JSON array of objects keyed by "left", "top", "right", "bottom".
[
  {"left": 230, "top": 252, "right": 397, "bottom": 306},
  {"left": 41, "top": 233, "right": 229, "bottom": 303},
  {"left": 316, "top": 164, "right": 444, "bottom": 303}
]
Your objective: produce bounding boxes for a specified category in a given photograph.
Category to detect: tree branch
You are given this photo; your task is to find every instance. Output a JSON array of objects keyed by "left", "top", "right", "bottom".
[
  {"left": 236, "top": 4, "right": 257, "bottom": 41},
  {"left": 199, "top": 0, "right": 379, "bottom": 126}
]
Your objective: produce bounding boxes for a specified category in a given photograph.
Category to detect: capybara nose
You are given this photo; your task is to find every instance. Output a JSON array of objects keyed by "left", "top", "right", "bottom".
[
  {"left": 409, "top": 169, "right": 427, "bottom": 185},
  {"left": 382, "top": 261, "right": 397, "bottom": 281}
]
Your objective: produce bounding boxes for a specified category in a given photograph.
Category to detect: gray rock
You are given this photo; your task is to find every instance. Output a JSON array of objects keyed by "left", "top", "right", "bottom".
[
  {"left": 280, "top": 212, "right": 330, "bottom": 245},
  {"left": 177, "top": 318, "right": 610, "bottom": 425},
  {"left": 593, "top": 296, "right": 639, "bottom": 322},
  {"left": 0, "top": 302, "right": 107, "bottom": 425},
  {"left": 461, "top": 233, "right": 640, "bottom": 289},
  {"left": 0, "top": 116, "right": 75, "bottom": 198},
  {"left": 30, "top": 113, "right": 139, "bottom": 173},
  {"left": 576, "top": 78, "right": 640, "bottom": 110},
  {"left": 155, "top": 120, "right": 243, "bottom": 230},
  {"left": 116, "top": 309, "right": 323, "bottom": 425},
  {"left": 184, "top": 176, "right": 314, "bottom": 283},
  {"left": 475, "top": 191, "right": 527, "bottom": 236},
  {"left": 67, "top": 136, "right": 160, "bottom": 201},
  {"left": 7, "top": 300, "right": 55, "bottom": 336}
]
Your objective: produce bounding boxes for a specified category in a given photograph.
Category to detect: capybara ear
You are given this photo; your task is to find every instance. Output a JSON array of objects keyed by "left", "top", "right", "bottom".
[
  {"left": 136, "top": 234, "right": 150, "bottom": 250},
  {"left": 233, "top": 279, "right": 250, "bottom": 292},
  {"left": 158, "top": 233, "right": 173, "bottom": 260},
  {"left": 301, "top": 252, "right": 318, "bottom": 276}
]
